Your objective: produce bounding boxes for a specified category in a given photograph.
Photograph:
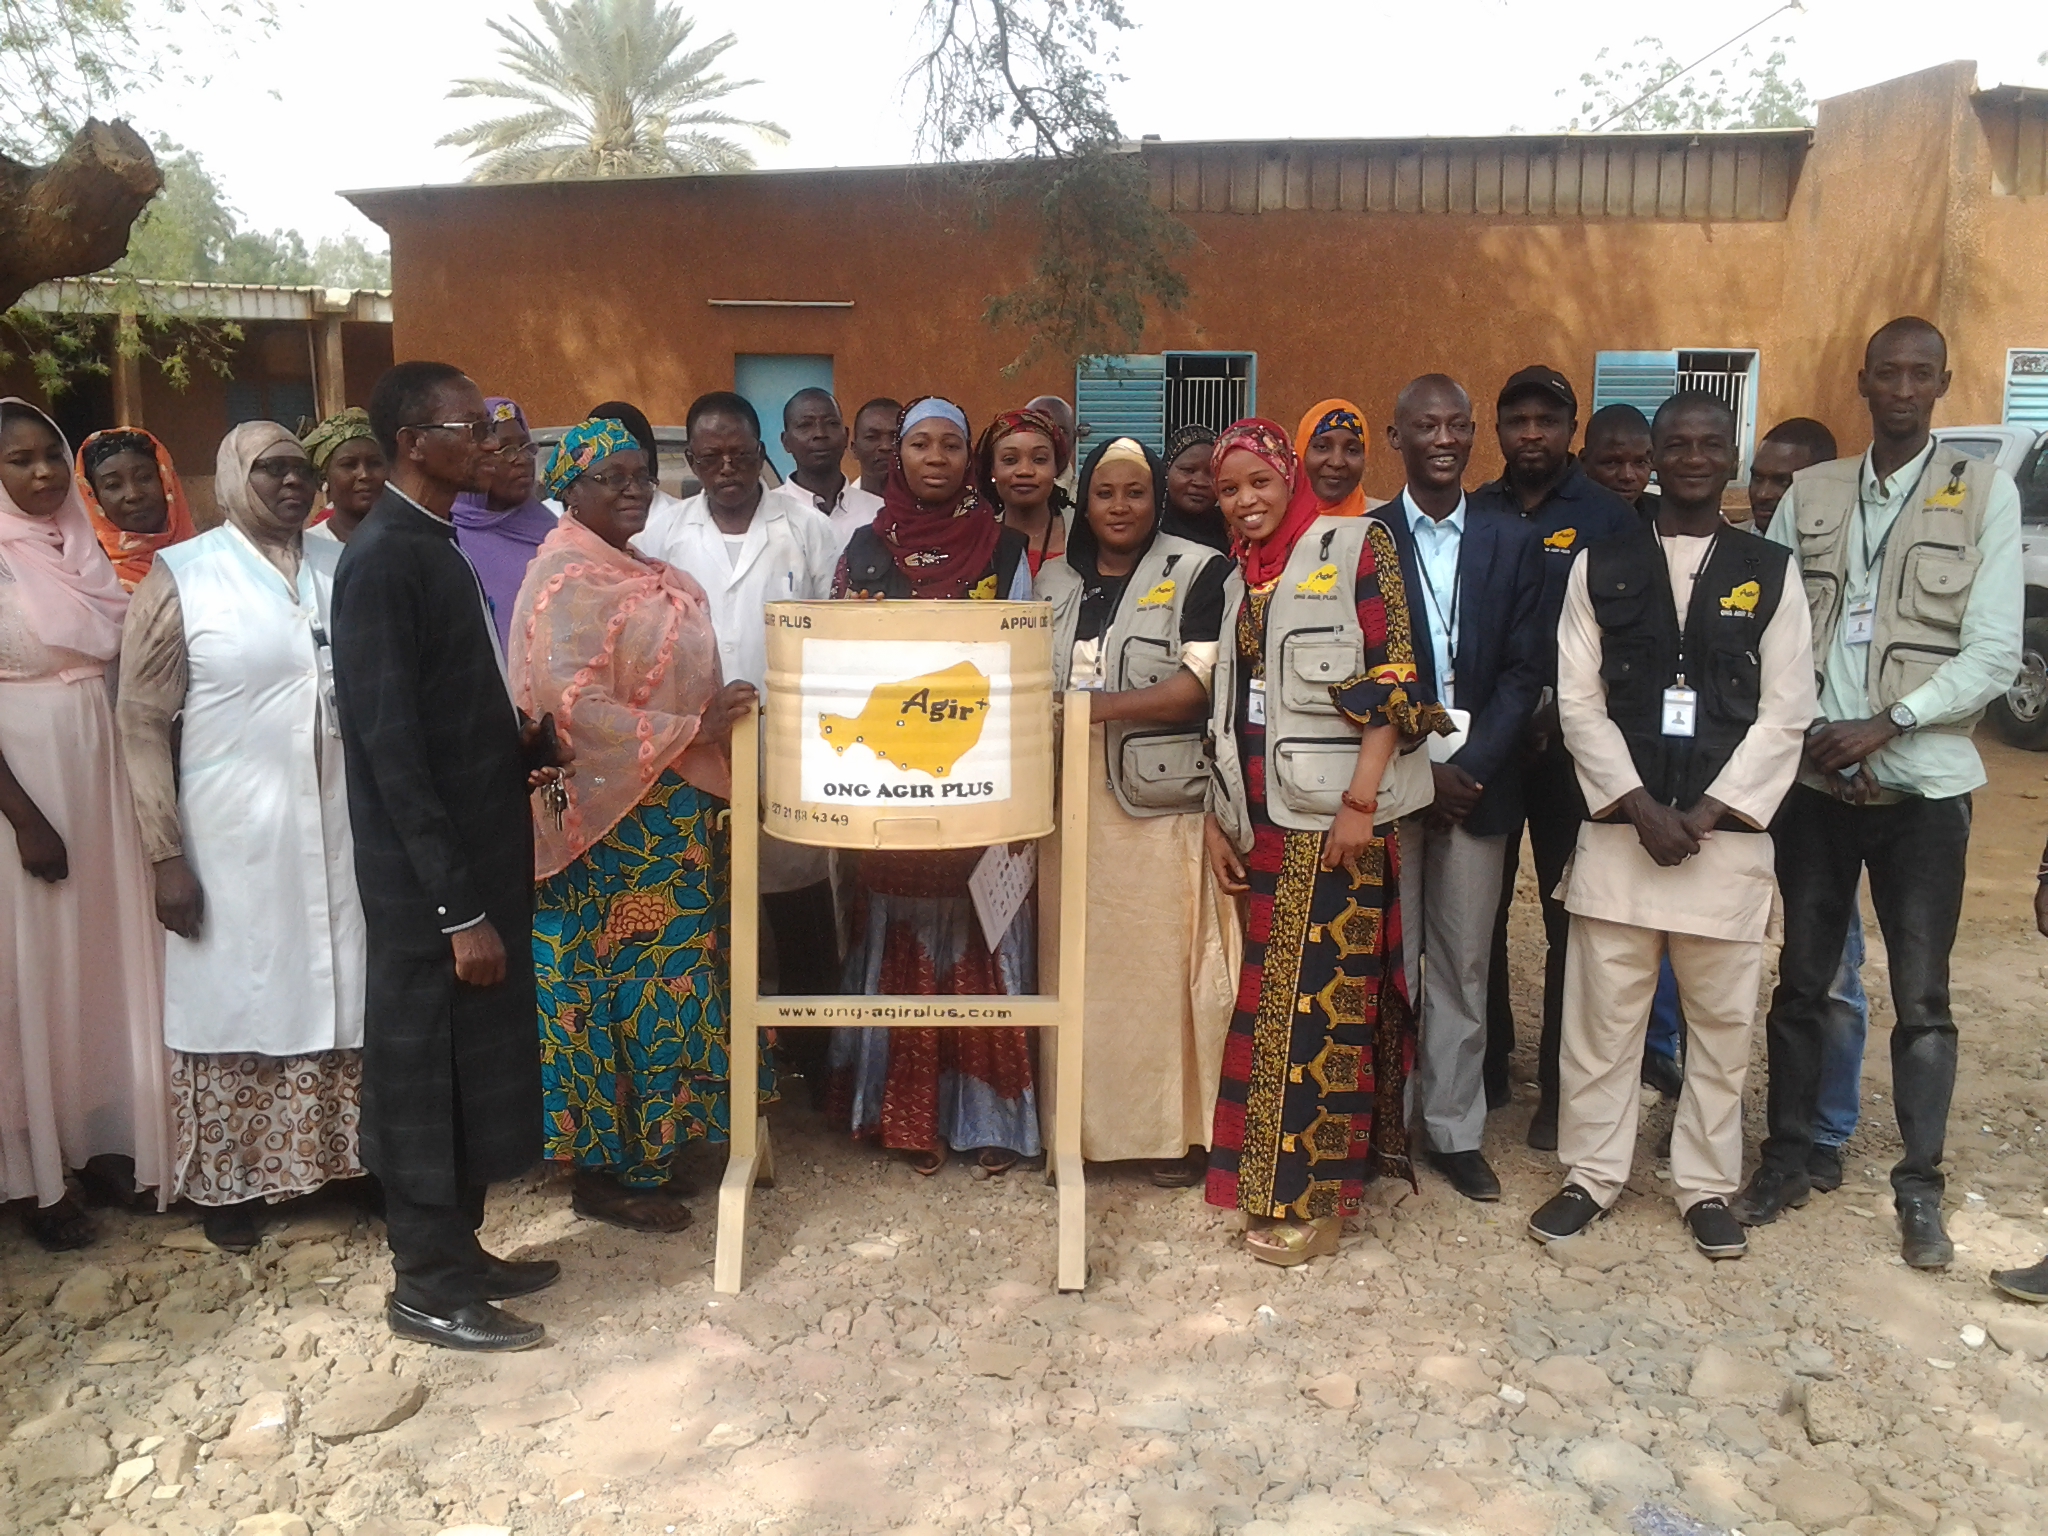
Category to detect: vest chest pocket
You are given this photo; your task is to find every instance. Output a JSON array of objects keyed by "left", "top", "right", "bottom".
[
  {"left": 1279, "top": 633, "right": 1361, "bottom": 713},
  {"left": 1117, "top": 635, "right": 1181, "bottom": 691},
  {"left": 1598, "top": 634, "right": 1661, "bottom": 716},
  {"left": 1705, "top": 644, "right": 1761, "bottom": 725},
  {"left": 1897, "top": 543, "right": 1979, "bottom": 629},
  {"left": 1117, "top": 730, "right": 1209, "bottom": 812}
]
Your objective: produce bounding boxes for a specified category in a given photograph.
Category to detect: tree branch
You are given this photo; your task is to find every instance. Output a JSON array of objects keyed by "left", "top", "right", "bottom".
[{"left": 0, "top": 118, "right": 162, "bottom": 312}]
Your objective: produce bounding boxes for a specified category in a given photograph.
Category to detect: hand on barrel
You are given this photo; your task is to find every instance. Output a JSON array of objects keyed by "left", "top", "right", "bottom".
[{"left": 699, "top": 682, "right": 760, "bottom": 747}]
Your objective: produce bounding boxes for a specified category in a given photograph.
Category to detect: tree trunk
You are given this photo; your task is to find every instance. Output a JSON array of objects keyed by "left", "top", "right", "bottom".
[{"left": 0, "top": 119, "right": 162, "bottom": 313}]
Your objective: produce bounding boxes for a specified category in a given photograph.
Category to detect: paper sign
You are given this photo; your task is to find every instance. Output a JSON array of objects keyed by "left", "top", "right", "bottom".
[
  {"left": 799, "top": 638, "right": 1014, "bottom": 807},
  {"left": 969, "top": 842, "right": 1035, "bottom": 953}
]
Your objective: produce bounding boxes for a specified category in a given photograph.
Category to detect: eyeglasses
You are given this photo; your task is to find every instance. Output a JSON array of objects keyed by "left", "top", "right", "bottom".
[
  {"left": 581, "top": 468, "right": 656, "bottom": 494},
  {"left": 686, "top": 448, "right": 761, "bottom": 472},
  {"left": 487, "top": 441, "right": 540, "bottom": 461},
  {"left": 402, "top": 419, "right": 494, "bottom": 443},
  {"left": 250, "top": 456, "right": 315, "bottom": 480}
]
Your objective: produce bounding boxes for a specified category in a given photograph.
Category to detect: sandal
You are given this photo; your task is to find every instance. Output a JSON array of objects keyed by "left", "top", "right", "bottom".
[
  {"left": 1243, "top": 1216, "right": 1339, "bottom": 1268},
  {"left": 22, "top": 1194, "right": 96, "bottom": 1252},
  {"left": 1149, "top": 1150, "right": 1208, "bottom": 1189},
  {"left": 907, "top": 1147, "right": 948, "bottom": 1177},
  {"left": 571, "top": 1172, "right": 694, "bottom": 1233},
  {"left": 977, "top": 1149, "right": 1018, "bottom": 1176}
]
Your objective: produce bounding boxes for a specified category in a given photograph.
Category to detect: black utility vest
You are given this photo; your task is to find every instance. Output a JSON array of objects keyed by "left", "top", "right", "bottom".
[
  {"left": 1585, "top": 524, "right": 1789, "bottom": 810},
  {"left": 839, "top": 524, "right": 1028, "bottom": 601}
]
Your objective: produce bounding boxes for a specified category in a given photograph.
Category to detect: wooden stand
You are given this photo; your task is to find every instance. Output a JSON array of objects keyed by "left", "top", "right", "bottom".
[{"left": 715, "top": 692, "right": 1091, "bottom": 1295}]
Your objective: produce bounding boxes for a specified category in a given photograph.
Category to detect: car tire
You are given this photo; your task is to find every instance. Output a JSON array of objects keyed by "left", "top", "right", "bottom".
[{"left": 1989, "top": 615, "right": 2048, "bottom": 750}]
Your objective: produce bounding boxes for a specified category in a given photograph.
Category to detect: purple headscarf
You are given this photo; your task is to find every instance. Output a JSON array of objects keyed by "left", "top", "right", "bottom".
[{"left": 453, "top": 396, "right": 558, "bottom": 651}]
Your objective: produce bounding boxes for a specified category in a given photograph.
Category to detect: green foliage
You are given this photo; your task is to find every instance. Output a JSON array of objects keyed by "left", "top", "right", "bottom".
[
  {"left": 1560, "top": 35, "right": 1814, "bottom": 132},
  {"left": 1569, "top": 35, "right": 1812, "bottom": 130},
  {"left": 118, "top": 141, "right": 391, "bottom": 287},
  {"left": 0, "top": 287, "right": 242, "bottom": 401},
  {"left": 910, "top": 0, "right": 1189, "bottom": 374},
  {"left": 440, "top": 0, "right": 786, "bottom": 181},
  {"left": 0, "top": 0, "right": 279, "bottom": 157}
]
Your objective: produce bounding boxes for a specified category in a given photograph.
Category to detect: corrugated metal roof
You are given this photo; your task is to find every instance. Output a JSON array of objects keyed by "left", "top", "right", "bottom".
[{"left": 17, "top": 278, "right": 392, "bottom": 324}]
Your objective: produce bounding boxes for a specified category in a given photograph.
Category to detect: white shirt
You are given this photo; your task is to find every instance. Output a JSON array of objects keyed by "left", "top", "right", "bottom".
[
  {"left": 1557, "top": 534, "right": 1814, "bottom": 943},
  {"left": 1401, "top": 489, "right": 1465, "bottom": 704},
  {"left": 782, "top": 474, "right": 884, "bottom": 551},
  {"left": 631, "top": 486, "right": 841, "bottom": 893}
]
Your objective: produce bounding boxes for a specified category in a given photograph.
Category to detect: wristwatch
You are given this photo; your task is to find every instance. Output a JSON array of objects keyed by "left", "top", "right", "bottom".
[{"left": 1888, "top": 702, "right": 1918, "bottom": 732}]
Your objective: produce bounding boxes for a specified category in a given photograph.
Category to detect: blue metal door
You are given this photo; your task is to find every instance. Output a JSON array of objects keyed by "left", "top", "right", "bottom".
[{"left": 735, "top": 353, "right": 834, "bottom": 478}]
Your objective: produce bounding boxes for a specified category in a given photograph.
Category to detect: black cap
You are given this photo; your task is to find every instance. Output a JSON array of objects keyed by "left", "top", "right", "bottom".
[{"left": 1498, "top": 365, "right": 1577, "bottom": 412}]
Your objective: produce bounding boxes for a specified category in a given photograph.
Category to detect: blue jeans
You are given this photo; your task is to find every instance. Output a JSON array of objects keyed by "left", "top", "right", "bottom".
[
  {"left": 1813, "top": 908, "right": 1868, "bottom": 1151},
  {"left": 1647, "top": 957, "right": 1681, "bottom": 1061}
]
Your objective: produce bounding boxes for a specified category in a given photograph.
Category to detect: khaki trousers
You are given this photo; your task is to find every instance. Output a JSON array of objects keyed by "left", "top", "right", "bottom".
[{"left": 1559, "top": 914, "right": 1761, "bottom": 1214}]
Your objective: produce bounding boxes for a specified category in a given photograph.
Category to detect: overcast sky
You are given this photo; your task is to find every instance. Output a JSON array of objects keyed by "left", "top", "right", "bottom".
[{"left": 124, "top": 0, "right": 2047, "bottom": 248}]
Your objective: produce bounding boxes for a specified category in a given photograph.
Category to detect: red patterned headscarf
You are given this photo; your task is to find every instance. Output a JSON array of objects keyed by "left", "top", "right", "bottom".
[
  {"left": 1212, "top": 417, "right": 1318, "bottom": 588},
  {"left": 872, "top": 396, "right": 1004, "bottom": 599},
  {"left": 973, "top": 406, "right": 1070, "bottom": 511}
]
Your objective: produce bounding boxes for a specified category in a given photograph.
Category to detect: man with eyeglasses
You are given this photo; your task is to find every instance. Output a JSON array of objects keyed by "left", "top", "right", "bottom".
[
  {"left": 632, "top": 390, "right": 844, "bottom": 1091},
  {"left": 330, "top": 361, "right": 571, "bottom": 1352}
]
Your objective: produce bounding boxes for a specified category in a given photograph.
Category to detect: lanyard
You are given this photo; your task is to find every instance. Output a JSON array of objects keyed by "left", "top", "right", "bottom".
[
  {"left": 1854, "top": 451, "right": 1932, "bottom": 589},
  {"left": 1654, "top": 525, "right": 1720, "bottom": 685},
  {"left": 1411, "top": 533, "right": 1460, "bottom": 682}
]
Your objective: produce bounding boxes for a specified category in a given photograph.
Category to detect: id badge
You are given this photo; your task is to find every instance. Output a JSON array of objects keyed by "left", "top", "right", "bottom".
[
  {"left": 1845, "top": 598, "right": 1875, "bottom": 647},
  {"left": 1247, "top": 676, "right": 1267, "bottom": 726},
  {"left": 1661, "top": 686, "right": 1698, "bottom": 739}
]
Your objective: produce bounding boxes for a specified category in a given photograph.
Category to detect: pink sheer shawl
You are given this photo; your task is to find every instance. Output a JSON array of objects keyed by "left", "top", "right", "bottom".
[
  {"left": 0, "top": 399, "right": 130, "bottom": 660},
  {"left": 507, "top": 514, "right": 729, "bottom": 880}
]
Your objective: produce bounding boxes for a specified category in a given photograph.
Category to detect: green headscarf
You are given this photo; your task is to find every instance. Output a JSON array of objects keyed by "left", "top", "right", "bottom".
[{"left": 301, "top": 407, "right": 375, "bottom": 477}]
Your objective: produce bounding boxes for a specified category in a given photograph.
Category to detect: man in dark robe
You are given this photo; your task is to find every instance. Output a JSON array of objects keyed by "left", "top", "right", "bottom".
[{"left": 333, "top": 360, "right": 565, "bottom": 1351}]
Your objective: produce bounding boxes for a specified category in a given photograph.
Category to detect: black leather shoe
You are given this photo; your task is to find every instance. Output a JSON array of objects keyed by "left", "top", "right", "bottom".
[
  {"left": 1807, "top": 1145, "right": 1844, "bottom": 1194},
  {"left": 1639, "top": 1049, "right": 1684, "bottom": 1101},
  {"left": 1427, "top": 1149, "right": 1502, "bottom": 1203},
  {"left": 1897, "top": 1196, "right": 1954, "bottom": 1269},
  {"left": 480, "top": 1254, "right": 561, "bottom": 1301},
  {"left": 1526, "top": 1097, "right": 1559, "bottom": 1152},
  {"left": 1990, "top": 1255, "right": 2048, "bottom": 1303},
  {"left": 1685, "top": 1197, "right": 1747, "bottom": 1259},
  {"left": 1730, "top": 1166, "right": 1810, "bottom": 1227},
  {"left": 1528, "top": 1184, "right": 1606, "bottom": 1243},
  {"left": 203, "top": 1202, "right": 264, "bottom": 1254},
  {"left": 387, "top": 1297, "right": 546, "bottom": 1352}
]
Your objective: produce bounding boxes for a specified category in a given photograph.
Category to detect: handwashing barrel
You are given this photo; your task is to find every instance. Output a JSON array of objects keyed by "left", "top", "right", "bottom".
[{"left": 760, "top": 599, "right": 1055, "bottom": 850}]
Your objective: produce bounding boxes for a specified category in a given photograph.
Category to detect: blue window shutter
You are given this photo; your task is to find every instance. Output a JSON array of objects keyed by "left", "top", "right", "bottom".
[
  {"left": 1592, "top": 350, "right": 1679, "bottom": 416},
  {"left": 1075, "top": 355, "right": 1167, "bottom": 458},
  {"left": 224, "top": 382, "right": 265, "bottom": 428},
  {"left": 2007, "top": 350, "right": 2048, "bottom": 428},
  {"left": 269, "top": 383, "right": 315, "bottom": 432}
]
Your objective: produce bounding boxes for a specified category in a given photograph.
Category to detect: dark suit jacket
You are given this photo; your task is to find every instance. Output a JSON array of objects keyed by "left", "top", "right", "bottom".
[
  {"left": 1383, "top": 492, "right": 1546, "bottom": 838},
  {"left": 332, "top": 487, "right": 541, "bottom": 1203}
]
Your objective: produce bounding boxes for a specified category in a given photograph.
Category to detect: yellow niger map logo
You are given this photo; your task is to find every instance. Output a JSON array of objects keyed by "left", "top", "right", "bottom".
[{"left": 820, "top": 660, "right": 991, "bottom": 778}]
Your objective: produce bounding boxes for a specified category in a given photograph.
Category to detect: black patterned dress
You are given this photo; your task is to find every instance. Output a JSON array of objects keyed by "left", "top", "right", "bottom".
[{"left": 1205, "top": 521, "right": 1442, "bottom": 1221}]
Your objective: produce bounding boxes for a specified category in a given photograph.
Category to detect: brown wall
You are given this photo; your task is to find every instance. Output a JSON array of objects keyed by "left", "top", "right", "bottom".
[{"left": 358, "top": 62, "right": 2048, "bottom": 503}]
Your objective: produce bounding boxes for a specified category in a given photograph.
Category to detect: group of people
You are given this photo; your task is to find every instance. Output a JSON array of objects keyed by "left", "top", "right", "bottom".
[{"left": 4, "top": 310, "right": 2047, "bottom": 1354}]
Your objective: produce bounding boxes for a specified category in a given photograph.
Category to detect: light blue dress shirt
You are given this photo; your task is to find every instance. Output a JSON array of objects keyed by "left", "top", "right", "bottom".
[
  {"left": 1402, "top": 489, "right": 1466, "bottom": 706},
  {"left": 1766, "top": 441, "right": 2023, "bottom": 799}
]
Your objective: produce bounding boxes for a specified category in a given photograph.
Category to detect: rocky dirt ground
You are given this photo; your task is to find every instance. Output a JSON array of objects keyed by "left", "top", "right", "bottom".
[{"left": 6, "top": 743, "right": 2048, "bottom": 1536}]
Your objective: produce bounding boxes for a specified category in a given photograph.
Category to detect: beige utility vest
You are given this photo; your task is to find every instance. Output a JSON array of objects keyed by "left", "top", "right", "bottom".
[
  {"left": 1208, "top": 516, "right": 1434, "bottom": 853},
  {"left": 1039, "top": 533, "right": 1225, "bottom": 818},
  {"left": 1787, "top": 451, "right": 1999, "bottom": 736}
]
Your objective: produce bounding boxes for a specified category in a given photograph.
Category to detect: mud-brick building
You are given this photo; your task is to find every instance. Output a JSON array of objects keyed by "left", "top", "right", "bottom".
[{"left": 348, "top": 60, "right": 2046, "bottom": 496}]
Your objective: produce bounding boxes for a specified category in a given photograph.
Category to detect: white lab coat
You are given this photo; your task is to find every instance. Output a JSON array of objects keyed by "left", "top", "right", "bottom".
[
  {"left": 633, "top": 486, "right": 842, "bottom": 892},
  {"left": 156, "top": 526, "right": 366, "bottom": 1054}
]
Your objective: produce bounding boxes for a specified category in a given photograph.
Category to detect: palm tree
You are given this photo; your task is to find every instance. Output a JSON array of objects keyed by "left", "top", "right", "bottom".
[{"left": 439, "top": 0, "right": 787, "bottom": 182}]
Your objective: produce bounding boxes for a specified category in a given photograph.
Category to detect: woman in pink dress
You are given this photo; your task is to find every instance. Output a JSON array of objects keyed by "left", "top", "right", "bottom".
[{"left": 0, "top": 399, "right": 168, "bottom": 1249}]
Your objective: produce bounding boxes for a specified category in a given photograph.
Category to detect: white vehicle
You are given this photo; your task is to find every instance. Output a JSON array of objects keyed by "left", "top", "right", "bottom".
[{"left": 1931, "top": 425, "right": 2048, "bottom": 748}]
